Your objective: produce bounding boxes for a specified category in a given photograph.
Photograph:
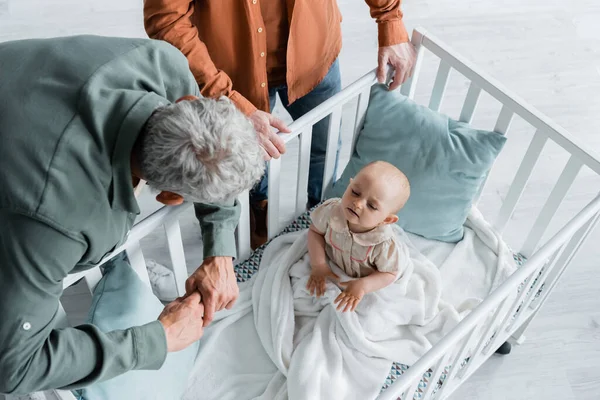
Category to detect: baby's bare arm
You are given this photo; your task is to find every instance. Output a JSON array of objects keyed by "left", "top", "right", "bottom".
[
  {"left": 307, "top": 224, "right": 338, "bottom": 297},
  {"left": 308, "top": 224, "right": 328, "bottom": 270},
  {"left": 336, "top": 271, "right": 397, "bottom": 312},
  {"left": 357, "top": 270, "right": 397, "bottom": 294}
]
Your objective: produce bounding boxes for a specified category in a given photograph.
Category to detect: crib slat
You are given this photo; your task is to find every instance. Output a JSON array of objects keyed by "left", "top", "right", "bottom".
[
  {"left": 441, "top": 326, "right": 479, "bottom": 388},
  {"left": 164, "top": 218, "right": 188, "bottom": 296},
  {"left": 494, "top": 130, "right": 548, "bottom": 233},
  {"left": 470, "top": 297, "right": 510, "bottom": 358},
  {"left": 485, "top": 268, "right": 543, "bottom": 354},
  {"left": 54, "top": 390, "right": 80, "bottom": 400},
  {"left": 487, "top": 266, "right": 547, "bottom": 350},
  {"left": 268, "top": 157, "right": 282, "bottom": 239},
  {"left": 521, "top": 155, "right": 583, "bottom": 257},
  {"left": 432, "top": 329, "right": 476, "bottom": 399},
  {"left": 321, "top": 105, "right": 343, "bottom": 199},
  {"left": 428, "top": 60, "right": 451, "bottom": 112},
  {"left": 421, "top": 353, "right": 452, "bottom": 399},
  {"left": 400, "top": 30, "right": 425, "bottom": 99},
  {"left": 56, "top": 302, "right": 69, "bottom": 329},
  {"left": 237, "top": 191, "right": 252, "bottom": 262},
  {"left": 508, "top": 244, "right": 568, "bottom": 332},
  {"left": 351, "top": 87, "right": 371, "bottom": 153},
  {"left": 126, "top": 241, "right": 151, "bottom": 288},
  {"left": 474, "top": 106, "right": 515, "bottom": 205},
  {"left": 538, "top": 211, "right": 600, "bottom": 308},
  {"left": 458, "top": 82, "right": 482, "bottom": 124},
  {"left": 296, "top": 127, "right": 313, "bottom": 216},
  {"left": 404, "top": 377, "right": 422, "bottom": 400},
  {"left": 83, "top": 267, "right": 103, "bottom": 294},
  {"left": 493, "top": 105, "right": 515, "bottom": 134}
]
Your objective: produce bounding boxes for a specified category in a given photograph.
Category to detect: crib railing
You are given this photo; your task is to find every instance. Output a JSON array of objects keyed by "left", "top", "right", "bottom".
[
  {"left": 378, "top": 194, "right": 600, "bottom": 400},
  {"left": 233, "top": 26, "right": 600, "bottom": 400}
]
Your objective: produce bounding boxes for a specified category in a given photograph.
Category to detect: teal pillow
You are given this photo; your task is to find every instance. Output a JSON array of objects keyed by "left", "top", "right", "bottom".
[
  {"left": 327, "top": 84, "right": 506, "bottom": 242},
  {"left": 79, "top": 254, "right": 198, "bottom": 400}
]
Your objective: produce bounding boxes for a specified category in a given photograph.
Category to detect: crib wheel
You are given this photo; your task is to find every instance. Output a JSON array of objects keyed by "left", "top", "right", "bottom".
[{"left": 494, "top": 341, "right": 512, "bottom": 355}]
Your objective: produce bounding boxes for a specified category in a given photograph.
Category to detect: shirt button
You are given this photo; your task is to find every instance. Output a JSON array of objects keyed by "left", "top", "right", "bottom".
[
  {"left": 260, "top": 52, "right": 265, "bottom": 57},
  {"left": 258, "top": 27, "right": 263, "bottom": 33},
  {"left": 261, "top": 82, "right": 266, "bottom": 88},
  {"left": 23, "top": 322, "right": 32, "bottom": 331},
  {"left": 252, "top": 0, "right": 257, "bottom": 3}
]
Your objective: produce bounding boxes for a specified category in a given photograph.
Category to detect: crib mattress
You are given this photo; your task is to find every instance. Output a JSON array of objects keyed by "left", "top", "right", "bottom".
[{"left": 234, "top": 209, "right": 529, "bottom": 399}]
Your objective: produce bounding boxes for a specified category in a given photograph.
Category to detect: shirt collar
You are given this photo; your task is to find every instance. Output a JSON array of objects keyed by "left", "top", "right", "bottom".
[
  {"left": 111, "top": 92, "right": 169, "bottom": 213},
  {"left": 328, "top": 203, "right": 394, "bottom": 246}
]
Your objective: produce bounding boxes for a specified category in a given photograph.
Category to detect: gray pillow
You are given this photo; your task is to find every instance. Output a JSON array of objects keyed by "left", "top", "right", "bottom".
[{"left": 327, "top": 84, "right": 506, "bottom": 242}]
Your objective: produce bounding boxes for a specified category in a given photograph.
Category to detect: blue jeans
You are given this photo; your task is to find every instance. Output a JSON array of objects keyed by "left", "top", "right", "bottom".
[{"left": 250, "top": 59, "right": 342, "bottom": 209}]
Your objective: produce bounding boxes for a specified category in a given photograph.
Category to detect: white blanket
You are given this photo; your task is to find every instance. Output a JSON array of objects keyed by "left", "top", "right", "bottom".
[{"left": 183, "top": 208, "right": 516, "bottom": 400}]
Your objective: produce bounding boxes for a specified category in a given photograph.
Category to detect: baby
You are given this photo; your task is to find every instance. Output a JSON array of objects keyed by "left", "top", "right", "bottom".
[{"left": 306, "top": 161, "right": 411, "bottom": 312}]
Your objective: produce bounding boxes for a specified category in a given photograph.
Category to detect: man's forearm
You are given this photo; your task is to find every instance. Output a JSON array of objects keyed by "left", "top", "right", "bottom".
[
  {"left": 0, "top": 321, "right": 167, "bottom": 395},
  {"left": 364, "top": 0, "right": 409, "bottom": 46},
  {"left": 194, "top": 200, "right": 240, "bottom": 259}
]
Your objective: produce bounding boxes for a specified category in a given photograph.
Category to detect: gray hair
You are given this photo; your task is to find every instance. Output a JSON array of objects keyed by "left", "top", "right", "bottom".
[{"left": 138, "top": 96, "right": 264, "bottom": 204}]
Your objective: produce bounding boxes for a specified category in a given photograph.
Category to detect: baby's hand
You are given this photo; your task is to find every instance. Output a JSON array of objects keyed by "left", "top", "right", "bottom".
[
  {"left": 307, "top": 264, "right": 338, "bottom": 297},
  {"left": 335, "top": 280, "right": 366, "bottom": 312}
]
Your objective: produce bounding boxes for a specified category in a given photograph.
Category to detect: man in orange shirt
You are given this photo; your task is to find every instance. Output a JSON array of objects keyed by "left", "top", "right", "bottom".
[{"left": 144, "top": 0, "right": 415, "bottom": 267}]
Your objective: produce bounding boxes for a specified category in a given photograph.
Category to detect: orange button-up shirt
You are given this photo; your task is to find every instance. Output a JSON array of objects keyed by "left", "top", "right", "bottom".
[
  {"left": 144, "top": 0, "right": 408, "bottom": 115},
  {"left": 260, "top": 0, "right": 289, "bottom": 88}
]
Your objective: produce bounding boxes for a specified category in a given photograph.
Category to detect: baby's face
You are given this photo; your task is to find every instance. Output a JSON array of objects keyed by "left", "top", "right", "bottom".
[{"left": 341, "top": 170, "right": 399, "bottom": 231}]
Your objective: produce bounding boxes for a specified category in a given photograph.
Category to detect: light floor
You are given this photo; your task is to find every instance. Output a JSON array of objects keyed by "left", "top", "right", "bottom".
[{"left": 1, "top": 0, "right": 599, "bottom": 399}]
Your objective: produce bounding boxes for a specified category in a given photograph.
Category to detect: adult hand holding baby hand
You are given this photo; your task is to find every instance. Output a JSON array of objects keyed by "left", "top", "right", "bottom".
[
  {"left": 307, "top": 263, "right": 339, "bottom": 297},
  {"left": 335, "top": 280, "right": 366, "bottom": 312},
  {"left": 159, "top": 292, "right": 205, "bottom": 352},
  {"left": 185, "top": 256, "right": 239, "bottom": 327}
]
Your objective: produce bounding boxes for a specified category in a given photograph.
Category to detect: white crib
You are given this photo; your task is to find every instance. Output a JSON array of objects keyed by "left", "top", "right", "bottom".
[{"left": 44, "top": 27, "right": 600, "bottom": 400}]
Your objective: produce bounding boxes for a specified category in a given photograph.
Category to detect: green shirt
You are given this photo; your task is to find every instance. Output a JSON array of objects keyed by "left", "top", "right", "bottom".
[{"left": 0, "top": 35, "right": 239, "bottom": 394}]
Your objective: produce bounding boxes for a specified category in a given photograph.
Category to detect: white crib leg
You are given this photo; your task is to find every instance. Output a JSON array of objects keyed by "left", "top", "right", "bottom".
[
  {"left": 83, "top": 267, "right": 103, "bottom": 294},
  {"left": 296, "top": 127, "right": 313, "bottom": 216},
  {"left": 237, "top": 190, "right": 252, "bottom": 262},
  {"left": 400, "top": 29, "right": 426, "bottom": 99},
  {"left": 126, "top": 241, "right": 151, "bottom": 288},
  {"left": 164, "top": 218, "right": 188, "bottom": 297},
  {"left": 321, "top": 105, "right": 343, "bottom": 198},
  {"left": 56, "top": 302, "right": 69, "bottom": 329},
  {"left": 521, "top": 155, "right": 583, "bottom": 257},
  {"left": 267, "top": 157, "right": 282, "bottom": 240}
]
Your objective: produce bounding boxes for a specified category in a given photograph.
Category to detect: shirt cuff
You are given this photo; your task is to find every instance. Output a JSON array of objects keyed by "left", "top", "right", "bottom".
[
  {"left": 377, "top": 19, "right": 410, "bottom": 47},
  {"left": 131, "top": 321, "right": 168, "bottom": 370},
  {"left": 202, "top": 228, "right": 237, "bottom": 259},
  {"left": 230, "top": 91, "right": 258, "bottom": 116}
]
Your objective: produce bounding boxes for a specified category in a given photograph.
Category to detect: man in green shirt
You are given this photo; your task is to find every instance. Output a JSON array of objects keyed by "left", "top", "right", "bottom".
[{"left": 0, "top": 35, "right": 264, "bottom": 394}]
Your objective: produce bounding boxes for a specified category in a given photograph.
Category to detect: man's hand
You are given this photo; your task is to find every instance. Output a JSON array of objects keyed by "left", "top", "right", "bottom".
[
  {"left": 249, "top": 110, "right": 289, "bottom": 160},
  {"left": 158, "top": 292, "right": 205, "bottom": 352},
  {"left": 377, "top": 42, "right": 417, "bottom": 91},
  {"left": 307, "top": 263, "right": 338, "bottom": 297},
  {"left": 335, "top": 279, "right": 366, "bottom": 312},
  {"left": 185, "top": 256, "right": 239, "bottom": 327}
]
